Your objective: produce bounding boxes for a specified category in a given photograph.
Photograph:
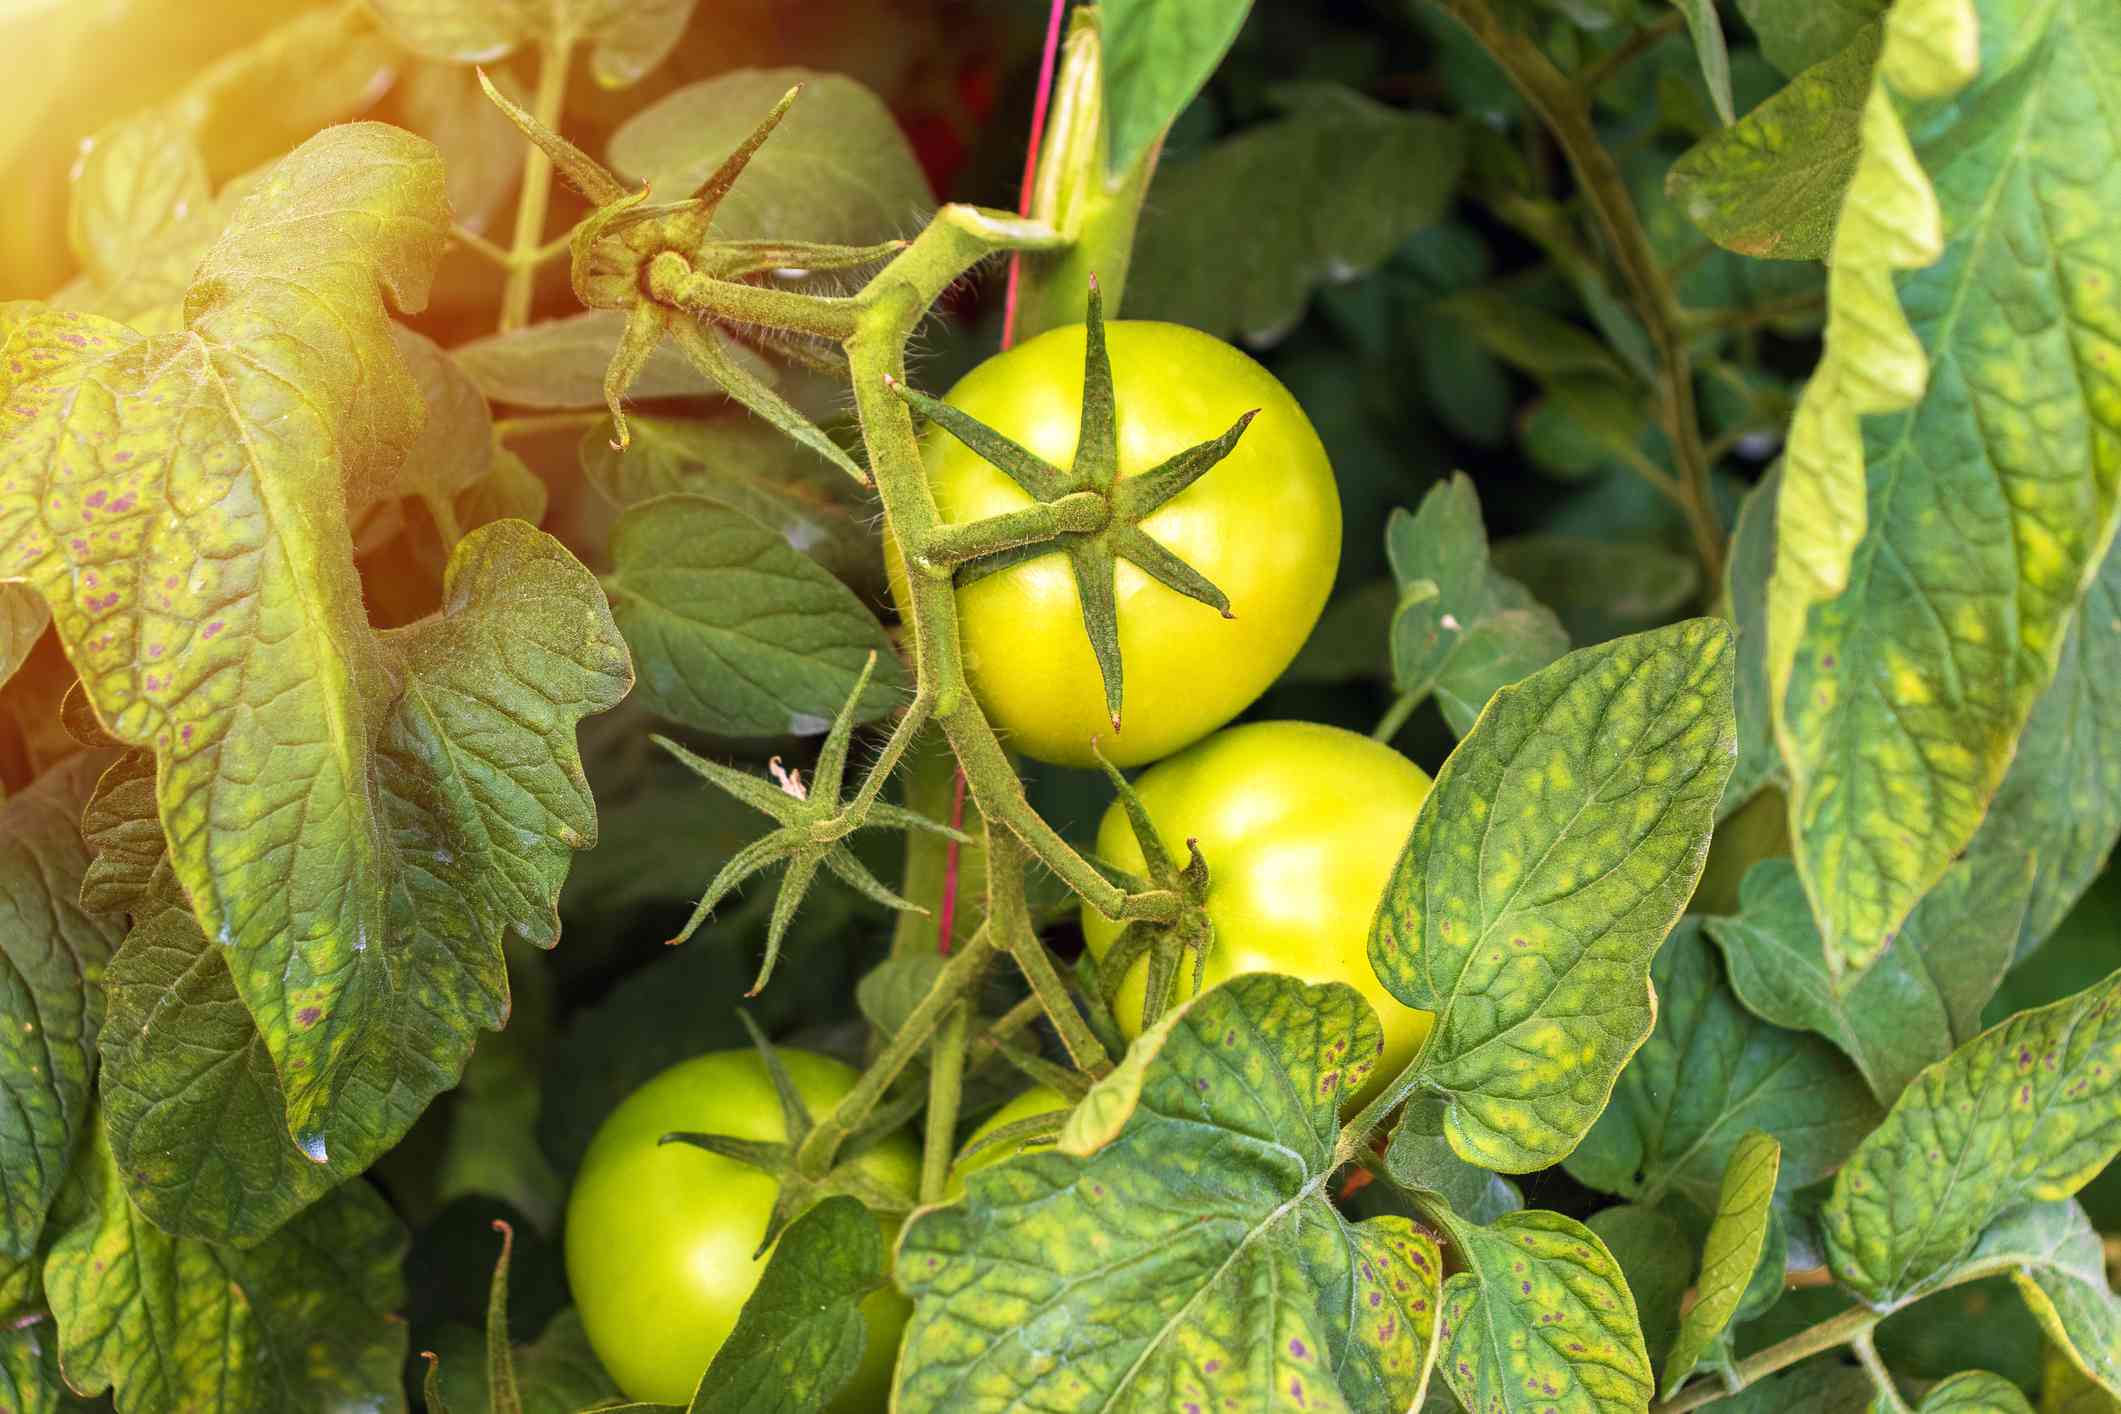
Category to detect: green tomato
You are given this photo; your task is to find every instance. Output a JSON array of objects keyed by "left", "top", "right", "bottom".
[
  {"left": 565, "top": 1048, "right": 918, "bottom": 1408},
  {"left": 885, "top": 320, "right": 1341, "bottom": 767},
  {"left": 1081, "top": 721, "right": 1437, "bottom": 1096},
  {"left": 944, "top": 1084, "right": 1072, "bottom": 1199}
]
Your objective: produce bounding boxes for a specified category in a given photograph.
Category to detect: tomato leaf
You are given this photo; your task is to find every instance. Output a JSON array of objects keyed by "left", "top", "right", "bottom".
[
  {"left": 1821, "top": 972, "right": 2121, "bottom": 1305},
  {"left": 0, "top": 757, "right": 123, "bottom": 1263},
  {"left": 1130, "top": 84, "right": 1465, "bottom": 345},
  {"left": 1566, "top": 922, "right": 1882, "bottom": 1207},
  {"left": 608, "top": 70, "right": 931, "bottom": 244},
  {"left": 605, "top": 494, "right": 902, "bottom": 738},
  {"left": 1735, "top": 0, "right": 1884, "bottom": 75},
  {"left": 895, "top": 974, "right": 1443, "bottom": 1412},
  {"left": 1663, "top": 1132, "right": 1781, "bottom": 1398},
  {"left": 1910, "top": 1370, "right": 2035, "bottom": 1412},
  {"left": 42, "top": 1126, "right": 406, "bottom": 1412},
  {"left": 1100, "top": 0, "right": 1253, "bottom": 180},
  {"left": 66, "top": 110, "right": 210, "bottom": 293},
  {"left": 582, "top": 416, "right": 875, "bottom": 584},
  {"left": 1721, "top": 470, "right": 1782, "bottom": 816},
  {"left": 1666, "top": 25, "right": 1878, "bottom": 261},
  {"left": 1960, "top": 533, "right": 2121, "bottom": 961},
  {"left": 1929, "top": 1201, "right": 2121, "bottom": 1400},
  {"left": 1369, "top": 618, "right": 1735, "bottom": 1173},
  {"left": 458, "top": 448, "right": 550, "bottom": 534},
  {"left": 425, "top": 1308, "right": 623, "bottom": 1414},
  {"left": 1383, "top": 474, "right": 1569, "bottom": 738},
  {"left": 1665, "top": 0, "right": 1735, "bottom": 125},
  {"left": 687, "top": 1194, "right": 885, "bottom": 1414},
  {"left": 366, "top": 0, "right": 696, "bottom": 88},
  {"left": 1764, "top": 2, "right": 2121, "bottom": 979},
  {"left": 0, "top": 585, "right": 46, "bottom": 692},
  {"left": 1704, "top": 853, "right": 2032, "bottom": 1105},
  {"left": 1585, "top": 1202, "right": 1690, "bottom": 1375},
  {"left": 451, "top": 309, "right": 760, "bottom": 409},
  {"left": 387, "top": 327, "right": 497, "bottom": 507},
  {"left": 1431, "top": 1206, "right": 1655, "bottom": 1414}
]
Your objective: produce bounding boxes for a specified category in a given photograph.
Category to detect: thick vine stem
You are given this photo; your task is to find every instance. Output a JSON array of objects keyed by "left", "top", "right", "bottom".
[
  {"left": 1427, "top": 0, "right": 1724, "bottom": 584},
  {"left": 499, "top": 36, "right": 574, "bottom": 332}
]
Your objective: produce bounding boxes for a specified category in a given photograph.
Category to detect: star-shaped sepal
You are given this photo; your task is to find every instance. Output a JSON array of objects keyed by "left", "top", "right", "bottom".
[
  {"left": 477, "top": 71, "right": 892, "bottom": 477},
  {"left": 659, "top": 1013, "right": 917, "bottom": 1256},
  {"left": 655, "top": 652, "right": 966, "bottom": 995},
  {"left": 1085, "top": 743, "right": 1216, "bottom": 1032},
  {"left": 887, "top": 278, "right": 1258, "bottom": 736}
]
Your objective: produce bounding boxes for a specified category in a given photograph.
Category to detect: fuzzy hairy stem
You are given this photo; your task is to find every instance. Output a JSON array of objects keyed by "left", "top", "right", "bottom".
[
  {"left": 499, "top": 37, "right": 573, "bottom": 332},
  {"left": 920, "top": 1001, "right": 971, "bottom": 1203},
  {"left": 1427, "top": 0, "right": 1724, "bottom": 584}
]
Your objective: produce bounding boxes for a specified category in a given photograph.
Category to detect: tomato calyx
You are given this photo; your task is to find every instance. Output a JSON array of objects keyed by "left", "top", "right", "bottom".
[
  {"left": 659, "top": 1016, "right": 915, "bottom": 1257},
  {"left": 1087, "top": 743, "right": 1216, "bottom": 1032},
  {"left": 652, "top": 653, "right": 966, "bottom": 996},
  {"left": 478, "top": 72, "right": 885, "bottom": 479},
  {"left": 889, "top": 279, "right": 1258, "bottom": 732}
]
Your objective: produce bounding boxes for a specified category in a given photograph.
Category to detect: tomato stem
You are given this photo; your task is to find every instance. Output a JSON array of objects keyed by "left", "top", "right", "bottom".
[{"left": 498, "top": 35, "right": 574, "bottom": 333}]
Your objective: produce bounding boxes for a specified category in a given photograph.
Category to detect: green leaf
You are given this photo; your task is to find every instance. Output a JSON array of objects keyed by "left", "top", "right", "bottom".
[
  {"left": 1667, "top": 0, "right": 1735, "bottom": 124},
  {"left": 1944, "top": 1201, "right": 2121, "bottom": 1402},
  {"left": 1585, "top": 1202, "right": 1690, "bottom": 1375},
  {"left": 427, "top": 1307, "right": 624, "bottom": 1414},
  {"left": 1821, "top": 972, "right": 2121, "bottom": 1305},
  {"left": 1489, "top": 535, "right": 1703, "bottom": 649},
  {"left": 42, "top": 1126, "right": 407, "bottom": 1413},
  {"left": 581, "top": 415, "right": 875, "bottom": 584},
  {"left": 1369, "top": 619, "right": 1736, "bottom": 1172},
  {"left": 605, "top": 494, "right": 903, "bottom": 738},
  {"left": 458, "top": 447, "right": 550, "bottom": 534},
  {"left": 93, "top": 519, "right": 628, "bottom": 1238},
  {"left": 66, "top": 110, "right": 210, "bottom": 293},
  {"left": 1664, "top": 1132, "right": 1781, "bottom": 1397},
  {"left": 1432, "top": 1206, "right": 1655, "bottom": 1414},
  {"left": 608, "top": 69, "right": 932, "bottom": 244},
  {"left": 1735, "top": 0, "right": 1886, "bottom": 74},
  {"left": 896, "top": 974, "right": 1444, "bottom": 1412},
  {"left": 0, "top": 756, "right": 123, "bottom": 1262},
  {"left": 689, "top": 1194, "right": 884, "bottom": 1413},
  {"left": 1961, "top": 533, "right": 2121, "bottom": 959},
  {"left": 365, "top": 0, "right": 521, "bottom": 66},
  {"left": 366, "top": 0, "right": 696, "bottom": 89},
  {"left": 1667, "top": 25, "right": 1879, "bottom": 261},
  {"left": 1704, "top": 854, "right": 2033, "bottom": 1105},
  {"left": 0, "top": 584, "right": 45, "bottom": 691},
  {"left": 451, "top": 310, "right": 753, "bottom": 409},
  {"left": 1129, "top": 84, "right": 1466, "bottom": 344},
  {"left": 1385, "top": 1097, "right": 1524, "bottom": 1223},
  {"left": 1912, "top": 1371, "right": 2037, "bottom": 1413},
  {"left": 1385, "top": 475, "right": 1571, "bottom": 737},
  {"left": 1722, "top": 468, "right": 1782, "bottom": 815},
  {"left": 1566, "top": 922, "right": 1883, "bottom": 1208},
  {"left": 76, "top": 751, "right": 159, "bottom": 916},
  {"left": 1765, "top": 1, "right": 2121, "bottom": 979},
  {"left": 1714, "top": 1358, "right": 1877, "bottom": 1411},
  {"left": 1100, "top": 0, "right": 1253, "bottom": 179},
  {"left": 387, "top": 326, "right": 497, "bottom": 508}
]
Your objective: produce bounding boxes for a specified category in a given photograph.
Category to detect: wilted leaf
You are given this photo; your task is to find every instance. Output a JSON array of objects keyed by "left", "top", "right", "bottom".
[
  {"left": 0, "top": 756, "right": 123, "bottom": 1261},
  {"left": 1130, "top": 84, "right": 1465, "bottom": 344},
  {"left": 1667, "top": 26, "right": 1879, "bottom": 261},
  {"left": 1567, "top": 922, "right": 1881, "bottom": 1208},
  {"left": 1766, "top": 2, "right": 2121, "bottom": 978},
  {"left": 1705, "top": 854, "right": 2032, "bottom": 1105},
  {"left": 1384, "top": 474, "right": 1570, "bottom": 737},
  {"left": 1370, "top": 619, "right": 1735, "bottom": 1172},
  {"left": 42, "top": 1127, "right": 406, "bottom": 1412},
  {"left": 1822, "top": 972, "right": 2121, "bottom": 1305},
  {"left": 896, "top": 974, "right": 1443, "bottom": 1412},
  {"left": 581, "top": 415, "right": 875, "bottom": 583},
  {"left": 1433, "top": 1207, "right": 1655, "bottom": 1414},
  {"left": 1100, "top": 0, "right": 1252, "bottom": 178},
  {"left": 605, "top": 494, "right": 903, "bottom": 738},
  {"left": 609, "top": 69, "right": 931, "bottom": 244},
  {"left": 1664, "top": 1132, "right": 1781, "bottom": 1397}
]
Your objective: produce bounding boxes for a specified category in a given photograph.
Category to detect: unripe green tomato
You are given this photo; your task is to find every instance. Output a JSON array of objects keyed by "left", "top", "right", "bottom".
[
  {"left": 884, "top": 320, "right": 1341, "bottom": 767},
  {"left": 565, "top": 1048, "right": 918, "bottom": 1408},
  {"left": 944, "top": 1084, "right": 1072, "bottom": 1199},
  {"left": 1081, "top": 722, "right": 1437, "bottom": 1098}
]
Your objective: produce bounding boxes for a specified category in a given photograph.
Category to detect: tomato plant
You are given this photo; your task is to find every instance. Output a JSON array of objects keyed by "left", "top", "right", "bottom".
[{"left": 0, "top": 1, "right": 2117, "bottom": 1413}]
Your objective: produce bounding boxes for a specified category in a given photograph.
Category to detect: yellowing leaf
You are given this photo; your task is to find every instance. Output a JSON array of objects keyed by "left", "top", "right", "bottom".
[
  {"left": 1369, "top": 619, "right": 1736, "bottom": 1172},
  {"left": 1767, "top": 0, "right": 2121, "bottom": 977}
]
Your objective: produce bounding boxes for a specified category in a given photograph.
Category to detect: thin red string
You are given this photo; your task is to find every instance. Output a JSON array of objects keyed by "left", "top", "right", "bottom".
[{"left": 940, "top": 0, "right": 1069, "bottom": 955}]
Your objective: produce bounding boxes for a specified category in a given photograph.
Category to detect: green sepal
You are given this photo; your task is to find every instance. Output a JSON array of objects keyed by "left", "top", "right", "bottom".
[{"left": 1088, "top": 743, "right": 1214, "bottom": 1030}]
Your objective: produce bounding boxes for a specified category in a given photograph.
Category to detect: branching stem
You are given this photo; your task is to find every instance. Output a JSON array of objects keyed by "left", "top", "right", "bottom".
[{"left": 499, "top": 36, "right": 574, "bottom": 332}]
